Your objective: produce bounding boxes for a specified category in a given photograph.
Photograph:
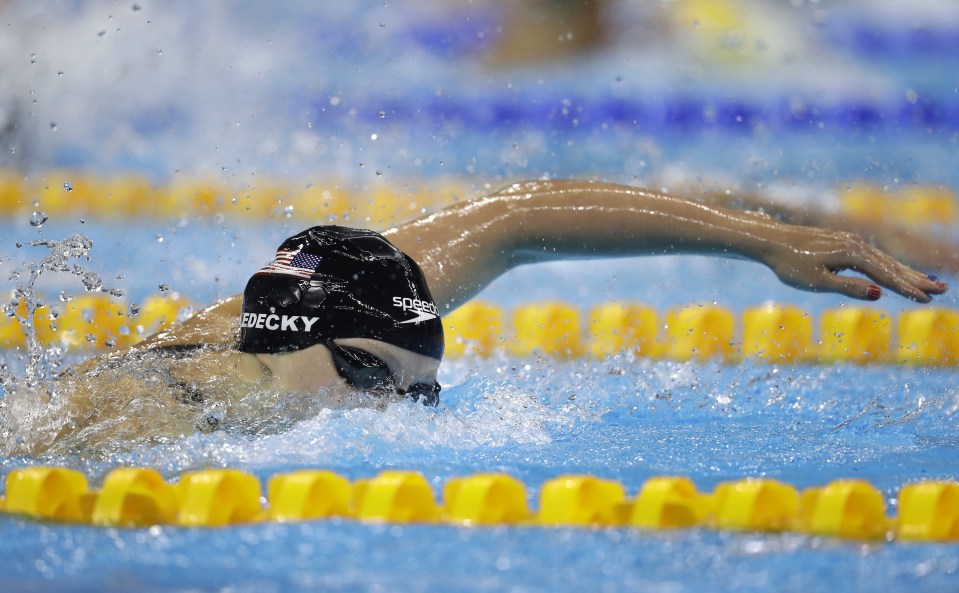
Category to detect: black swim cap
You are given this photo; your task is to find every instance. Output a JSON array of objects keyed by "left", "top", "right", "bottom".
[{"left": 238, "top": 226, "right": 444, "bottom": 360}]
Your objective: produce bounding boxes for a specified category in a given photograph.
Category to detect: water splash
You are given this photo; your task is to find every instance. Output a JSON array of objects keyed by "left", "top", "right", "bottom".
[
  {"left": 29, "top": 211, "right": 49, "bottom": 227},
  {"left": 3, "top": 234, "right": 122, "bottom": 391}
]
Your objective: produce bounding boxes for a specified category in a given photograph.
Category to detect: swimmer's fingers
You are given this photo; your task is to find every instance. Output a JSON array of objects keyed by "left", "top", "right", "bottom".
[
  {"left": 767, "top": 229, "right": 948, "bottom": 302},
  {"left": 805, "top": 267, "right": 889, "bottom": 301},
  {"left": 821, "top": 240, "right": 947, "bottom": 302}
]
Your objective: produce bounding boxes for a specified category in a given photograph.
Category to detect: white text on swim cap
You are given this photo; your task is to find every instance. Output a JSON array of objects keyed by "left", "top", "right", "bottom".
[
  {"left": 392, "top": 296, "right": 438, "bottom": 324},
  {"left": 241, "top": 312, "right": 320, "bottom": 332}
]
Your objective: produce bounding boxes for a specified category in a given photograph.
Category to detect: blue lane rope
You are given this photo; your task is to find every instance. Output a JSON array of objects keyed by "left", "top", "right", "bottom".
[
  {"left": 822, "top": 22, "right": 959, "bottom": 56},
  {"left": 305, "top": 93, "right": 959, "bottom": 133}
]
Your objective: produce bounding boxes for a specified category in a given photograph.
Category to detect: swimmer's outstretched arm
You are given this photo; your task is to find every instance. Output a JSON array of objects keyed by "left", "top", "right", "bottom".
[
  {"left": 384, "top": 180, "right": 947, "bottom": 312},
  {"left": 692, "top": 189, "right": 959, "bottom": 276}
]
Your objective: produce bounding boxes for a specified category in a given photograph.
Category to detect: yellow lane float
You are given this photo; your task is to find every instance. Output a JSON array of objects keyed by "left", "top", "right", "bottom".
[
  {"left": 896, "top": 308, "right": 959, "bottom": 366},
  {"left": 3, "top": 467, "right": 90, "bottom": 522},
  {"left": 176, "top": 469, "right": 266, "bottom": 527},
  {"left": 588, "top": 303, "right": 660, "bottom": 359},
  {"left": 711, "top": 478, "right": 800, "bottom": 532},
  {"left": 819, "top": 308, "right": 892, "bottom": 364},
  {"left": 628, "top": 476, "right": 708, "bottom": 530},
  {"left": 741, "top": 303, "right": 813, "bottom": 363},
  {"left": 897, "top": 481, "right": 959, "bottom": 542},
  {"left": 3, "top": 466, "right": 959, "bottom": 544},
  {"left": 537, "top": 475, "right": 626, "bottom": 527},
  {"left": 443, "top": 473, "right": 531, "bottom": 526},
  {"left": 4, "top": 296, "right": 959, "bottom": 369},
  {"left": 268, "top": 470, "right": 352, "bottom": 522},
  {"left": 510, "top": 302, "right": 583, "bottom": 358},
  {"left": 352, "top": 471, "right": 440, "bottom": 523},
  {"left": 664, "top": 305, "right": 736, "bottom": 362},
  {"left": 801, "top": 480, "right": 889, "bottom": 540},
  {"left": 443, "top": 301, "right": 504, "bottom": 358},
  {"left": 90, "top": 467, "right": 178, "bottom": 527}
]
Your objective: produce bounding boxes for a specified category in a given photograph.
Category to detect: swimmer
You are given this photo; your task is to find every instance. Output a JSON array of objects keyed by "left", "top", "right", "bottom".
[{"left": 15, "top": 180, "right": 948, "bottom": 455}]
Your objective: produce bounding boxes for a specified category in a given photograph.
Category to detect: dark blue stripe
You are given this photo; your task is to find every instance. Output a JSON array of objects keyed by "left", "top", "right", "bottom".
[
  {"left": 303, "top": 93, "right": 959, "bottom": 133},
  {"left": 824, "top": 22, "right": 959, "bottom": 55}
]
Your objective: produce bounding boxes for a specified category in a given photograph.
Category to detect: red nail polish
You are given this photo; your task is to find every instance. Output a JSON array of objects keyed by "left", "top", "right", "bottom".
[{"left": 866, "top": 285, "right": 881, "bottom": 300}]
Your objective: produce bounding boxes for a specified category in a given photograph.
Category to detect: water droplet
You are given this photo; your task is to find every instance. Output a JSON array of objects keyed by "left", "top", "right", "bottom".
[
  {"left": 157, "top": 48, "right": 163, "bottom": 56},
  {"left": 97, "top": 30, "right": 106, "bottom": 37},
  {"left": 132, "top": 3, "right": 141, "bottom": 10},
  {"left": 29, "top": 211, "right": 48, "bottom": 227},
  {"left": 59, "top": 291, "right": 72, "bottom": 302},
  {"left": 85, "top": 333, "right": 97, "bottom": 343},
  {"left": 159, "top": 283, "right": 169, "bottom": 292},
  {"left": 63, "top": 181, "right": 72, "bottom": 191},
  {"left": 130, "top": 303, "right": 140, "bottom": 315},
  {"left": 379, "top": 111, "right": 386, "bottom": 119},
  {"left": 283, "top": 205, "right": 295, "bottom": 218},
  {"left": 370, "top": 133, "right": 378, "bottom": 141},
  {"left": 50, "top": 122, "right": 58, "bottom": 131},
  {"left": 156, "top": 234, "right": 164, "bottom": 243},
  {"left": 57, "top": 70, "right": 64, "bottom": 76}
]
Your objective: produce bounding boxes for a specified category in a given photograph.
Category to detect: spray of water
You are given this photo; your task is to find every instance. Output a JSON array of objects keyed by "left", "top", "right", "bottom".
[
  {"left": 5, "top": 234, "right": 122, "bottom": 385},
  {"left": 0, "top": 233, "right": 130, "bottom": 455}
]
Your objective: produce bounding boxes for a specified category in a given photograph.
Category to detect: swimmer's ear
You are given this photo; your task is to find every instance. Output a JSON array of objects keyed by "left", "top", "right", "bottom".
[
  {"left": 303, "top": 285, "right": 328, "bottom": 308},
  {"left": 347, "top": 235, "right": 402, "bottom": 258}
]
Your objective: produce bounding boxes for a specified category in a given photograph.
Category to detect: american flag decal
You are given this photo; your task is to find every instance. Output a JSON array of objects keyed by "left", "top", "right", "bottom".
[{"left": 256, "top": 249, "right": 322, "bottom": 280}]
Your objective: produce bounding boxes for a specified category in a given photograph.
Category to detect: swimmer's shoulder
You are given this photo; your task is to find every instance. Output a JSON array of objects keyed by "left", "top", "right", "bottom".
[
  {"left": 132, "top": 295, "right": 243, "bottom": 351},
  {"left": 62, "top": 296, "right": 241, "bottom": 379}
]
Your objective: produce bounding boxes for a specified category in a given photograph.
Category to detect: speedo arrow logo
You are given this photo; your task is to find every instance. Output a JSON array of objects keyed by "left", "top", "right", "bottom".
[{"left": 392, "top": 296, "right": 438, "bottom": 324}]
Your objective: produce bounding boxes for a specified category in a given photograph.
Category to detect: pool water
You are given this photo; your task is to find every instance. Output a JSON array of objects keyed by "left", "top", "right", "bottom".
[
  {"left": 2, "top": 352, "right": 959, "bottom": 592},
  {"left": 1, "top": 226, "right": 958, "bottom": 592},
  {"left": 2, "top": 1, "right": 959, "bottom": 591}
]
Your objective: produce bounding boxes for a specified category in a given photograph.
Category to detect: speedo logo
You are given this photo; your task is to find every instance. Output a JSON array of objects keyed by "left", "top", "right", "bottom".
[
  {"left": 241, "top": 312, "right": 319, "bottom": 332},
  {"left": 392, "top": 296, "right": 438, "bottom": 324}
]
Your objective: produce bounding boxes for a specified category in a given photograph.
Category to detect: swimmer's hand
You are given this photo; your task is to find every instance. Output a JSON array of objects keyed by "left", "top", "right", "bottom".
[{"left": 759, "top": 226, "right": 948, "bottom": 303}]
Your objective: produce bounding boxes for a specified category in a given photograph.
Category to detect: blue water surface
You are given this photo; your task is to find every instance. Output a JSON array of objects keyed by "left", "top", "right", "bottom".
[{"left": 1, "top": 349, "right": 958, "bottom": 592}]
